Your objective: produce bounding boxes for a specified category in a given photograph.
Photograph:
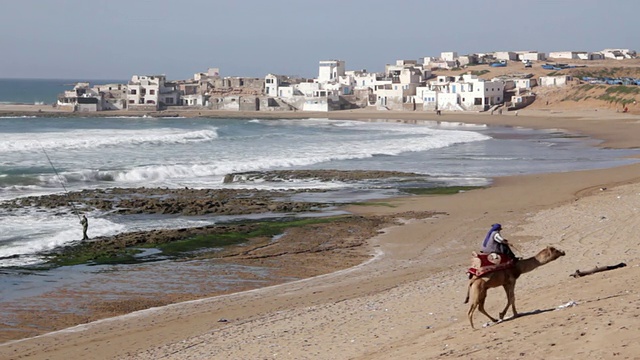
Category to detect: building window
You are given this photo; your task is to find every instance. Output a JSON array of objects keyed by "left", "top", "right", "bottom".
[
  {"left": 130, "top": 89, "right": 137, "bottom": 95},
  {"left": 166, "top": 98, "right": 174, "bottom": 104},
  {"left": 129, "top": 100, "right": 134, "bottom": 104},
  {"left": 150, "top": 89, "right": 155, "bottom": 95}
]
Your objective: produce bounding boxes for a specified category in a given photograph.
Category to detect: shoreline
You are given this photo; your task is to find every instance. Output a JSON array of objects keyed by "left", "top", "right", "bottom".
[
  {"left": 2, "top": 104, "right": 639, "bottom": 149},
  {"left": 1, "top": 109, "right": 640, "bottom": 359}
]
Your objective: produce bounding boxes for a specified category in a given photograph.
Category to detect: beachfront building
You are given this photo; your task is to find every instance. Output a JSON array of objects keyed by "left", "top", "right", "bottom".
[
  {"left": 179, "top": 82, "right": 208, "bottom": 106},
  {"left": 264, "top": 74, "right": 294, "bottom": 97},
  {"left": 415, "top": 74, "right": 504, "bottom": 112},
  {"left": 318, "top": 60, "right": 345, "bottom": 83},
  {"left": 127, "top": 75, "right": 180, "bottom": 111},
  {"left": 93, "top": 83, "right": 127, "bottom": 110},
  {"left": 263, "top": 60, "right": 353, "bottom": 111},
  {"left": 372, "top": 60, "right": 424, "bottom": 111},
  {"left": 57, "top": 83, "right": 103, "bottom": 112}
]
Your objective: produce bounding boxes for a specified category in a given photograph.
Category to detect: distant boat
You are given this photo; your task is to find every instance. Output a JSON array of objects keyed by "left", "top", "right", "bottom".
[{"left": 490, "top": 60, "right": 507, "bottom": 67}]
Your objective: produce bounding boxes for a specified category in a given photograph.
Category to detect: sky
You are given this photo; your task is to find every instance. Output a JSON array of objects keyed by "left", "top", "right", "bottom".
[{"left": 0, "top": 0, "right": 638, "bottom": 81}]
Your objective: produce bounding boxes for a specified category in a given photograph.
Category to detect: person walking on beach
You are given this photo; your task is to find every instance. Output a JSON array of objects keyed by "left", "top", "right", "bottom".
[
  {"left": 80, "top": 214, "right": 89, "bottom": 240},
  {"left": 481, "top": 223, "right": 517, "bottom": 261}
]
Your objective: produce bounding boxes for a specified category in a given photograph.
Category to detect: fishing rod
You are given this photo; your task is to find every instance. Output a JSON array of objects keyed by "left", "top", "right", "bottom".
[{"left": 39, "top": 143, "right": 82, "bottom": 221}]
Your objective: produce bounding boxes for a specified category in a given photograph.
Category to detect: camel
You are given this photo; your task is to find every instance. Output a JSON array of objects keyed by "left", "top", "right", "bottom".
[{"left": 465, "top": 246, "right": 565, "bottom": 329}]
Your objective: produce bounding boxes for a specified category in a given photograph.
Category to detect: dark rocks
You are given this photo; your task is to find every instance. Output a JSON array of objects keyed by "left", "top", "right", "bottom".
[{"left": 0, "top": 187, "right": 328, "bottom": 216}]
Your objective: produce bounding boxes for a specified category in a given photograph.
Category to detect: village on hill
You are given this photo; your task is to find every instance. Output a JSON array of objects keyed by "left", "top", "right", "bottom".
[{"left": 56, "top": 48, "right": 639, "bottom": 115}]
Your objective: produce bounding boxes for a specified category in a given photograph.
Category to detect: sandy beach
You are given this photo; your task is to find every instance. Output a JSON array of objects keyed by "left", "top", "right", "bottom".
[{"left": 1, "top": 107, "right": 640, "bottom": 359}]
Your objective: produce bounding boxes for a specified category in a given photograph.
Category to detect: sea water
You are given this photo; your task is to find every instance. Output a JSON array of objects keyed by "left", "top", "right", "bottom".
[
  {"left": 1, "top": 116, "right": 639, "bottom": 268},
  {"left": 0, "top": 78, "right": 125, "bottom": 105}
]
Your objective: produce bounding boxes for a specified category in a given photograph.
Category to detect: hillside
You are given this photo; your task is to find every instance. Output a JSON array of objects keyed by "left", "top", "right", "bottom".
[{"left": 433, "top": 58, "right": 640, "bottom": 114}]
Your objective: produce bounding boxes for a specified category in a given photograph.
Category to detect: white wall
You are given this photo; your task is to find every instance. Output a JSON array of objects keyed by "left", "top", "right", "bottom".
[
  {"left": 441, "top": 52, "right": 458, "bottom": 61},
  {"left": 318, "top": 60, "right": 345, "bottom": 83}
]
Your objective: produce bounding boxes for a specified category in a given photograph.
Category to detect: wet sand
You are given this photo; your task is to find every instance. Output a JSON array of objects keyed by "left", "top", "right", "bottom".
[{"left": 1, "top": 107, "right": 640, "bottom": 359}]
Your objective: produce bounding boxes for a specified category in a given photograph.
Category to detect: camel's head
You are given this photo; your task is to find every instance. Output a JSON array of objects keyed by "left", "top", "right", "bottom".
[{"left": 539, "top": 246, "right": 565, "bottom": 262}]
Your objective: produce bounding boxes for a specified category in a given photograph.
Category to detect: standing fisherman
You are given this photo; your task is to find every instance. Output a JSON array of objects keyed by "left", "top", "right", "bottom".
[
  {"left": 40, "top": 143, "right": 86, "bottom": 240},
  {"left": 80, "top": 214, "right": 89, "bottom": 240}
]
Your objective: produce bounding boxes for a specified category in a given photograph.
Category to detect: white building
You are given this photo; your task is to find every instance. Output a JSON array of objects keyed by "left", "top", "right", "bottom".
[
  {"left": 601, "top": 48, "right": 637, "bottom": 60},
  {"left": 516, "top": 51, "right": 546, "bottom": 62},
  {"left": 57, "top": 83, "right": 103, "bottom": 112},
  {"left": 372, "top": 62, "right": 424, "bottom": 110},
  {"left": 416, "top": 74, "right": 504, "bottom": 112},
  {"left": 548, "top": 51, "right": 584, "bottom": 60},
  {"left": 93, "top": 83, "right": 127, "bottom": 110},
  {"left": 345, "top": 70, "right": 378, "bottom": 89},
  {"left": 539, "top": 75, "right": 573, "bottom": 87},
  {"left": 440, "top": 52, "right": 458, "bottom": 62},
  {"left": 127, "top": 75, "right": 180, "bottom": 111},
  {"left": 577, "top": 52, "right": 605, "bottom": 60},
  {"left": 494, "top": 51, "right": 518, "bottom": 61},
  {"left": 318, "top": 60, "right": 345, "bottom": 83}
]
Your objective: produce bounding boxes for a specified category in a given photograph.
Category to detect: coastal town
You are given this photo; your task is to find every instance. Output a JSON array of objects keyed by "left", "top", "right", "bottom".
[{"left": 55, "top": 48, "right": 638, "bottom": 114}]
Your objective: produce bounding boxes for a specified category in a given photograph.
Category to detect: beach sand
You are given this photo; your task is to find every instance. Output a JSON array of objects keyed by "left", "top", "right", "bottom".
[{"left": 1, "top": 107, "right": 640, "bottom": 359}]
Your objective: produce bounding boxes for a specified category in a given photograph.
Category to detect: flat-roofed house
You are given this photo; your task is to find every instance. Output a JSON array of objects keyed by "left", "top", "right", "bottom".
[
  {"left": 127, "top": 75, "right": 180, "bottom": 111},
  {"left": 539, "top": 75, "right": 574, "bottom": 87},
  {"left": 416, "top": 74, "right": 504, "bottom": 112},
  {"left": 517, "top": 51, "right": 546, "bottom": 62},
  {"left": 548, "top": 51, "right": 585, "bottom": 60},
  {"left": 57, "top": 83, "right": 103, "bottom": 112}
]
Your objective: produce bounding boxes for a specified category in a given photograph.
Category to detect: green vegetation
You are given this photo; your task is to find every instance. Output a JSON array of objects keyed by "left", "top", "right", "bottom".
[
  {"left": 155, "top": 217, "right": 338, "bottom": 256},
  {"left": 48, "top": 246, "right": 144, "bottom": 267},
  {"left": 42, "top": 217, "right": 344, "bottom": 267},
  {"left": 604, "top": 86, "right": 640, "bottom": 95},
  {"left": 593, "top": 86, "right": 639, "bottom": 105},
  {"left": 401, "top": 186, "right": 483, "bottom": 195},
  {"left": 560, "top": 84, "right": 637, "bottom": 106}
]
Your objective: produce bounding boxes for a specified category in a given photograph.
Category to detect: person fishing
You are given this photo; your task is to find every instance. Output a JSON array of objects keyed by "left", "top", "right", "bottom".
[
  {"left": 80, "top": 214, "right": 89, "bottom": 240},
  {"left": 481, "top": 223, "right": 517, "bottom": 261},
  {"left": 40, "top": 143, "right": 86, "bottom": 240}
]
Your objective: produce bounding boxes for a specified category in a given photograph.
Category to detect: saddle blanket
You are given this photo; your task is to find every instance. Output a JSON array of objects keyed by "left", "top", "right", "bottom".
[{"left": 467, "top": 251, "right": 514, "bottom": 277}]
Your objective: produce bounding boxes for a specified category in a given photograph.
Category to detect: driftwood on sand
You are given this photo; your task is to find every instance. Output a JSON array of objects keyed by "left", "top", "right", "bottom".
[{"left": 570, "top": 262, "right": 627, "bottom": 278}]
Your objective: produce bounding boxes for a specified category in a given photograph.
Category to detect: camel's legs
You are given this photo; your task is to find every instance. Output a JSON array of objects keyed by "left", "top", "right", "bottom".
[
  {"left": 499, "top": 284, "right": 511, "bottom": 319},
  {"left": 467, "top": 302, "right": 477, "bottom": 329},
  {"left": 508, "top": 284, "right": 518, "bottom": 318},
  {"left": 467, "top": 280, "right": 479, "bottom": 329},
  {"left": 473, "top": 282, "right": 498, "bottom": 325},
  {"left": 499, "top": 283, "right": 518, "bottom": 319}
]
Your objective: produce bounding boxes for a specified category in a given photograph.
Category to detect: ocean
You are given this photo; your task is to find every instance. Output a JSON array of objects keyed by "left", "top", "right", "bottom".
[
  {"left": 0, "top": 78, "right": 124, "bottom": 105},
  {"left": 1, "top": 115, "right": 639, "bottom": 269}
]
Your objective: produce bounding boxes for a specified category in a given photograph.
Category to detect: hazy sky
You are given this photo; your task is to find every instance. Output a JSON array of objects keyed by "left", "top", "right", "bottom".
[{"left": 1, "top": 0, "right": 638, "bottom": 80}]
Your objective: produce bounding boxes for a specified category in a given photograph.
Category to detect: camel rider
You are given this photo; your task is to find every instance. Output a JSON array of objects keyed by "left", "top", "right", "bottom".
[{"left": 481, "top": 223, "right": 517, "bottom": 261}]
